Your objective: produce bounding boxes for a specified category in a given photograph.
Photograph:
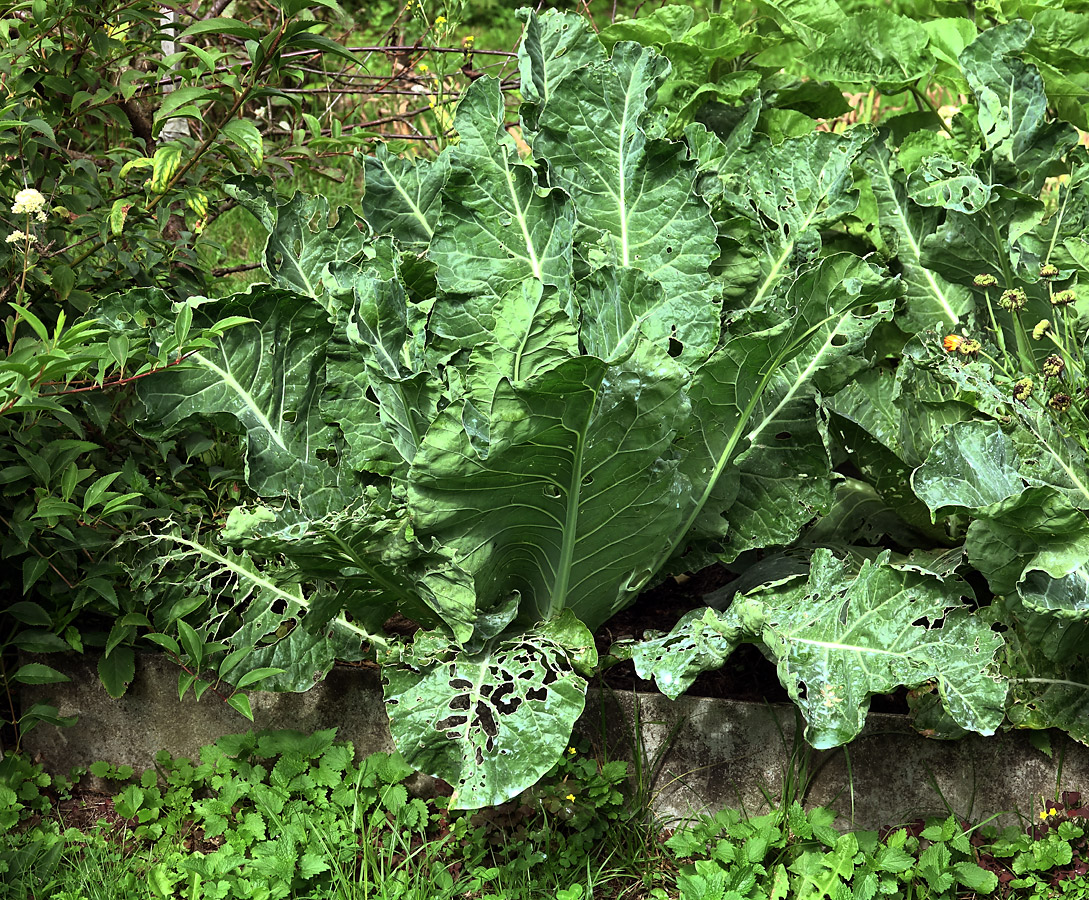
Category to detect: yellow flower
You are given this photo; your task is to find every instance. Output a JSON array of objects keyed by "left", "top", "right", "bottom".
[
  {"left": 942, "top": 334, "right": 964, "bottom": 353},
  {"left": 567, "top": 747, "right": 576, "bottom": 755},
  {"left": 565, "top": 794, "right": 575, "bottom": 802},
  {"left": 1040, "top": 807, "right": 1059, "bottom": 820},
  {"left": 434, "top": 15, "right": 446, "bottom": 25}
]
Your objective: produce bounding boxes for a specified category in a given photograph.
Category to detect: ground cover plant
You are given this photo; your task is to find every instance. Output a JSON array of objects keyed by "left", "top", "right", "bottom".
[
  {"left": 4, "top": 0, "right": 1089, "bottom": 824},
  {"left": 2, "top": 730, "right": 1088, "bottom": 899}
]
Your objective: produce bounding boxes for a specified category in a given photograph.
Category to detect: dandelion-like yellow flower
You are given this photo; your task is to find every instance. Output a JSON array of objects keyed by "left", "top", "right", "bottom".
[{"left": 11, "top": 188, "right": 46, "bottom": 216}]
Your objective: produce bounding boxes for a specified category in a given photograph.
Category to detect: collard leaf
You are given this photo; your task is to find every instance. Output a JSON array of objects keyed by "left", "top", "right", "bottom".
[
  {"left": 921, "top": 187, "right": 1045, "bottom": 289},
  {"left": 430, "top": 77, "right": 575, "bottom": 341},
  {"left": 912, "top": 420, "right": 1025, "bottom": 515},
  {"left": 136, "top": 290, "right": 342, "bottom": 509},
  {"left": 959, "top": 22, "right": 1046, "bottom": 165},
  {"left": 727, "top": 549, "right": 1006, "bottom": 748},
  {"left": 803, "top": 10, "right": 930, "bottom": 92},
  {"left": 861, "top": 141, "right": 972, "bottom": 330},
  {"left": 383, "top": 612, "right": 595, "bottom": 808},
  {"left": 732, "top": 129, "right": 874, "bottom": 307},
  {"left": 998, "top": 598, "right": 1089, "bottom": 745},
  {"left": 466, "top": 279, "right": 578, "bottom": 408},
  {"left": 532, "top": 44, "right": 721, "bottom": 362},
  {"left": 753, "top": 0, "right": 847, "bottom": 50},
  {"left": 906, "top": 156, "right": 992, "bottom": 214},
  {"left": 517, "top": 8, "right": 607, "bottom": 137},
  {"left": 361, "top": 144, "right": 448, "bottom": 246},
  {"left": 408, "top": 351, "right": 690, "bottom": 631},
  {"left": 622, "top": 606, "right": 743, "bottom": 700}
]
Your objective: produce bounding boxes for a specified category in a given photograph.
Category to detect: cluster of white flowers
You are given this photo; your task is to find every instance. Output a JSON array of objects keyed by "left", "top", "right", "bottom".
[
  {"left": 11, "top": 187, "right": 48, "bottom": 221},
  {"left": 5, "top": 230, "right": 36, "bottom": 244}
]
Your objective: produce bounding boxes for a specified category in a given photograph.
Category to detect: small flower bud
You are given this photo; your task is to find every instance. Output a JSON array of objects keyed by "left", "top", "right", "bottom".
[
  {"left": 999, "top": 288, "right": 1027, "bottom": 311},
  {"left": 1033, "top": 319, "right": 1051, "bottom": 339},
  {"left": 1052, "top": 289, "right": 1077, "bottom": 306},
  {"left": 974, "top": 273, "right": 998, "bottom": 287},
  {"left": 1049, "top": 392, "right": 1073, "bottom": 412},
  {"left": 1043, "top": 354, "right": 1066, "bottom": 379},
  {"left": 1013, "top": 378, "right": 1034, "bottom": 402},
  {"left": 1040, "top": 264, "right": 1060, "bottom": 279}
]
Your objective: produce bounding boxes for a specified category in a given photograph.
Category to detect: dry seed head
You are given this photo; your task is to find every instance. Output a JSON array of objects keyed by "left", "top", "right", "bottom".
[
  {"left": 1013, "top": 378, "right": 1034, "bottom": 402},
  {"left": 1049, "top": 392, "right": 1073, "bottom": 412},
  {"left": 1040, "top": 263, "right": 1060, "bottom": 279},
  {"left": 1052, "top": 289, "right": 1077, "bottom": 306},
  {"left": 1043, "top": 354, "right": 1066, "bottom": 379},
  {"left": 999, "top": 288, "right": 1028, "bottom": 311}
]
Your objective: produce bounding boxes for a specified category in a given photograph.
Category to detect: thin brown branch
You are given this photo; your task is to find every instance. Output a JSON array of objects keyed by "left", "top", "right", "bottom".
[{"left": 211, "top": 262, "right": 263, "bottom": 277}]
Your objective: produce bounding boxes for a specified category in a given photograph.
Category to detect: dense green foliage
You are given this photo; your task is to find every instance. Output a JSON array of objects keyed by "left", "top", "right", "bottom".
[
  {"left": 2, "top": 731, "right": 1088, "bottom": 899},
  {"left": 4, "top": 0, "right": 1089, "bottom": 816}
]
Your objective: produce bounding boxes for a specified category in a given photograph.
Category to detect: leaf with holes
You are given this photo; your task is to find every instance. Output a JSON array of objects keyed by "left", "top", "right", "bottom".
[
  {"left": 383, "top": 610, "right": 595, "bottom": 808},
  {"left": 723, "top": 549, "right": 1006, "bottom": 748}
]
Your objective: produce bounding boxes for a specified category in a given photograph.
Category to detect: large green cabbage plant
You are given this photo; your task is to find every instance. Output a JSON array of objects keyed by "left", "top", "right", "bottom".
[{"left": 114, "top": 11, "right": 1014, "bottom": 807}]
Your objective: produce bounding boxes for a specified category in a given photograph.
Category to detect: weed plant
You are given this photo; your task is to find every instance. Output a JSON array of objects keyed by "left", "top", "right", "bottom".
[{"left": 2, "top": 730, "right": 1087, "bottom": 899}]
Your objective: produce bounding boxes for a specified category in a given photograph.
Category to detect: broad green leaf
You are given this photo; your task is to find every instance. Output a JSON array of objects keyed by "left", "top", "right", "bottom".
[
  {"left": 223, "top": 494, "right": 445, "bottom": 636},
  {"left": 960, "top": 22, "right": 1046, "bottom": 164},
  {"left": 136, "top": 290, "right": 342, "bottom": 508},
  {"left": 677, "top": 254, "right": 895, "bottom": 563},
  {"left": 912, "top": 420, "right": 1025, "bottom": 515},
  {"left": 532, "top": 44, "right": 721, "bottom": 362},
  {"left": 733, "top": 129, "right": 874, "bottom": 308},
  {"left": 861, "top": 141, "right": 972, "bottom": 330},
  {"left": 467, "top": 279, "right": 578, "bottom": 408},
  {"left": 219, "top": 118, "right": 263, "bottom": 168},
  {"left": 597, "top": 7, "right": 695, "bottom": 51},
  {"left": 727, "top": 549, "right": 1006, "bottom": 748},
  {"left": 361, "top": 144, "right": 448, "bottom": 246},
  {"left": 98, "top": 647, "right": 135, "bottom": 699},
  {"left": 155, "top": 533, "right": 373, "bottom": 691},
  {"left": 225, "top": 180, "right": 375, "bottom": 302},
  {"left": 516, "top": 9, "right": 607, "bottom": 136},
  {"left": 430, "top": 77, "right": 574, "bottom": 341},
  {"left": 408, "top": 351, "right": 689, "bottom": 631},
  {"left": 966, "top": 487, "right": 1088, "bottom": 595},
  {"left": 921, "top": 187, "right": 1045, "bottom": 289},
  {"left": 383, "top": 612, "right": 596, "bottom": 808},
  {"left": 907, "top": 156, "right": 992, "bottom": 214},
  {"left": 623, "top": 606, "right": 742, "bottom": 700},
  {"left": 803, "top": 10, "right": 930, "bottom": 92},
  {"left": 922, "top": 18, "right": 978, "bottom": 69},
  {"left": 998, "top": 597, "right": 1089, "bottom": 744},
  {"left": 753, "top": 0, "right": 847, "bottom": 50}
]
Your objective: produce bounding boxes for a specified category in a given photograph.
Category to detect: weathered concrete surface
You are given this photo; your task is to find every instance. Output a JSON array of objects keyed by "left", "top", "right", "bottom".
[
  {"left": 583, "top": 688, "right": 1088, "bottom": 830},
  {"left": 23, "top": 654, "right": 1088, "bottom": 830},
  {"left": 21, "top": 652, "right": 395, "bottom": 769}
]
